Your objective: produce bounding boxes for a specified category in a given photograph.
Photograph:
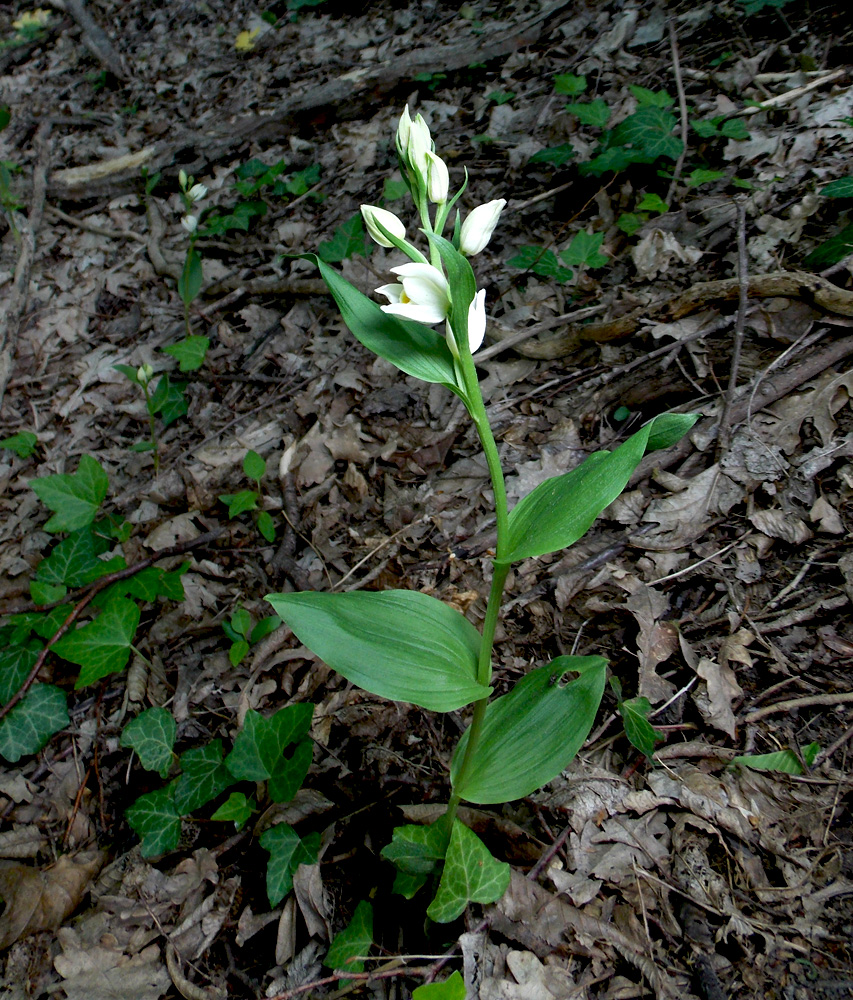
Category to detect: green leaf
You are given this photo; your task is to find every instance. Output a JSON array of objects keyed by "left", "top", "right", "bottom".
[
  {"left": 162, "top": 335, "right": 209, "bottom": 372},
  {"left": 174, "top": 739, "right": 235, "bottom": 814},
  {"left": 177, "top": 249, "right": 203, "bottom": 306},
  {"left": 507, "top": 246, "right": 573, "bottom": 283},
  {"left": 230, "top": 607, "right": 254, "bottom": 639},
  {"left": 565, "top": 99, "right": 610, "bottom": 128},
  {"left": 381, "top": 817, "right": 451, "bottom": 885},
  {"left": 219, "top": 489, "right": 258, "bottom": 517},
  {"left": 719, "top": 118, "right": 751, "bottom": 140},
  {"left": 0, "top": 431, "right": 37, "bottom": 458},
  {"left": 268, "top": 737, "right": 313, "bottom": 803},
  {"left": 148, "top": 375, "right": 188, "bottom": 426},
  {"left": 382, "top": 177, "right": 409, "bottom": 201},
  {"left": 413, "top": 972, "right": 466, "bottom": 1000},
  {"left": 298, "top": 254, "right": 461, "bottom": 391},
  {"left": 686, "top": 168, "right": 727, "bottom": 187},
  {"left": 53, "top": 595, "right": 141, "bottom": 688},
  {"left": 732, "top": 742, "right": 819, "bottom": 775},
  {"left": 611, "top": 108, "right": 683, "bottom": 161},
  {"left": 35, "top": 527, "right": 124, "bottom": 588},
  {"left": 211, "top": 791, "right": 255, "bottom": 829},
  {"left": 243, "top": 449, "right": 266, "bottom": 481},
  {"left": 324, "top": 900, "right": 373, "bottom": 974},
  {"left": 316, "top": 212, "right": 371, "bottom": 263},
  {"left": 452, "top": 656, "right": 606, "bottom": 803},
  {"left": 691, "top": 118, "right": 719, "bottom": 139},
  {"left": 503, "top": 414, "right": 697, "bottom": 564},
  {"left": 617, "top": 212, "right": 643, "bottom": 235},
  {"left": 427, "top": 821, "right": 510, "bottom": 923},
  {"left": 0, "top": 639, "right": 41, "bottom": 704},
  {"left": 202, "top": 201, "right": 267, "bottom": 236},
  {"left": 628, "top": 85, "right": 674, "bottom": 108},
  {"left": 120, "top": 707, "right": 176, "bottom": 778},
  {"left": 820, "top": 177, "right": 853, "bottom": 199},
  {"left": 0, "top": 106, "right": 10, "bottom": 131},
  {"left": 29, "top": 455, "right": 109, "bottom": 532},
  {"left": 528, "top": 143, "right": 575, "bottom": 167},
  {"left": 613, "top": 683, "right": 663, "bottom": 759},
  {"left": 553, "top": 73, "right": 586, "bottom": 96},
  {"left": 110, "top": 564, "right": 187, "bottom": 603},
  {"left": 582, "top": 145, "right": 649, "bottom": 176},
  {"left": 392, "top": 868, "right": 429, "bottom": 898},
  {"left": 29, "top": 581, "right": 66, "bottom": 604},
  {"left": 738, "top": 0, "right": 791, "bottom": 14},
  {"left": 126, "top": 786, "right": 181, "bottom": 857},
  {"left": 260, "top": 824, "right": 321, "bottom": 907},
  {"left": 265, "top": 590, "right": 488, "bottom": 712},
  {"left": 560, "top": 230, "right": 609, "bottom": 270},
  {"left": 250, "top": 615, "right": 281, "bottom": 643},
  {"left": 256, "top": 510, "right": 276, "bottom": 542},
  {"left": 636, "top": 193, "right": 668, "bottom": 214},
  {"left": 229, "top": 640, "right": 249, "bottom": 666},
  {"left": 225, "top": 704, "right": 314, "bottom": 782},
  {"left": 804, "top": 224, "right": 853, "bottom": 268},
  {"left": 0, "top": 684, "right": 68, "bottom": 762}
]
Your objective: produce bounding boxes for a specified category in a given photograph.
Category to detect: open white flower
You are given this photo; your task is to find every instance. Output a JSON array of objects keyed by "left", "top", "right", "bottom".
[
  {"left": 376, "top": 263, "right": 450, "bottom": 325},
  {"left": 446, "top": 289, "right": 487, "bottom": 357},
  {"left": 459, "top": 199, "right": 507, "bottom": 256},
  {"left": 181, "top": 214, "right": 198, "bottom": 234},
  {"left": 187, "top": 183, "right": 207, "bottom": 203},
  {"left": 361, "top": 205, "right": 407, "bottom": 248}
]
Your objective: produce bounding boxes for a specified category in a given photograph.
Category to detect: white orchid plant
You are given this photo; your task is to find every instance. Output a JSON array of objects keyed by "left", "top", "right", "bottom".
[{"left": 266, "top": 108, "right": 696, "bottom": 922}]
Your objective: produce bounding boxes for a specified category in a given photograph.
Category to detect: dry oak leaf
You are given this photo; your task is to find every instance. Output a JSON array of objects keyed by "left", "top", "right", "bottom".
[
  {"left": 54, "top": 934, "right": 170, "bottom": 1000},
  {"left": 694, "top": 656, "right": 744, "bottom": 739},
  {"left": 0, "top": 849, "right": 105, "bottom": 949}
]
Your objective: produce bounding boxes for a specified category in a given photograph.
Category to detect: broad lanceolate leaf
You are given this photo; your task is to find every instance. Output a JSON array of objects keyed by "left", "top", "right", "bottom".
[
  {"left": 413, "top": 972, "right": 466, "bottom": 1000},
  {"left": 426, "top": 820, "right": 510, "bottom": 923},
  {"left": 502, "top": 413, "right": 697, "bottom": 564},
  {"left": 733, "top": 742, "right": 819, "bottom": 775},
  {"left": 451, "top": 656, "right": 607, "bottom": 804},
  {"left": 120, "top": 707, "right": 176, "bottom": 778},
  {"left": 126, "top": 786, "right": 181, "bottom": 857},
  {"left": 820, "top": 177, "right": 853, "bottom": 199},
  {"left": 177, "top": 248, "right": 203, "bottom": 307},
  {"left": 324, "top": 900, "right": 373, "bottom": 974},
  {"left": 0, "top": 684, "right": 68, "bottom": 763},
  {"left": 29, "top": 455, "right": 109, "bottom": 532},
  {"left": 297, "top": 254, "right": 462, "bottom": 392},
  {"left": 174, "top": 739, "right": 235, "bottom": 813},
  {"left": 265, "top": 590, "right": 488, "bottom": 712},
  {"left": 225, "top": 704, "right": 313, "bottom": 783},
  {"left": 53, "top": 596, "right": 141, "bottom": 688},
  {"left": 260, "top": 824, "right": 321, "bottom": 907}
]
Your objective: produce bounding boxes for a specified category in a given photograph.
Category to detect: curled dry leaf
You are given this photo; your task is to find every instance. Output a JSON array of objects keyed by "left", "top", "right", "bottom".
[
  {"left": 0, "top": 850, "right": 105, "bottom": 949},
  {"left": 749, "top": 509, "right": 812, "bottom": 545}
]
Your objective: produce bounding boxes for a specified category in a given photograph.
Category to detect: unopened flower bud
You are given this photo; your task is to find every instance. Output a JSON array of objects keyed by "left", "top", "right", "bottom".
[
  {"left": 137, "top": 363, "right": 154, "bottom": 385},
  {"left": 181, "top": 214, "right": 198, "bottom": 234},
  {"left": 459, "top": 199, "right": 507, "bottom": 256},
  {"left": 178, "top": 169, "right": 188, "bottom": 191},
  {"left": 360, "top": 205, "right": 406, "bottom": 247},
  {"left": 426, "top": 151, "right": 449, "bottom": 204}
]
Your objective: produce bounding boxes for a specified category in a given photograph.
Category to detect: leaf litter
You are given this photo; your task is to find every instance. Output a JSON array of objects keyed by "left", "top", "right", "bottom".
[{"left": 0, "top": 0, "right": 852, "bottom": 998}]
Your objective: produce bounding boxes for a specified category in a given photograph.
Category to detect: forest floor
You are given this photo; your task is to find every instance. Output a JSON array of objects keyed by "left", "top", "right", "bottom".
[{"left": 0, "top": 0, "right": 852, "bottom": 998}]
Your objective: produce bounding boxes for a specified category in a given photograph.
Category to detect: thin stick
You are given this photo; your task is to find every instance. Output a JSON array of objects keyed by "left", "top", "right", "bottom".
[
  {"left": 743, "top": 691, "right": 853, "bottom": 724},
  {"left": 665, "top": 17, "right": 689, "bottom": 205},
  {"left": 716, "top": 198, "right": 748, "bottom": 455}
]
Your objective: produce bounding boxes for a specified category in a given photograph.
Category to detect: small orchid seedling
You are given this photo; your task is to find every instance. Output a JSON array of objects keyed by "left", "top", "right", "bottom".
[
  {"left": 177, "top": 169, "right": 207, "bottom": 336},
  {"left": 266, "top": 107, "right": 697, "bottom": 922}
]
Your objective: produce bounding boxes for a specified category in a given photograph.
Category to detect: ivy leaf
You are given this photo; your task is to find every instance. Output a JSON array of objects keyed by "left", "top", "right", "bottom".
[
  {"left": 108, "top": 564, "right": 188, "bottom": 603},
  {"left": 0, "top": 684, "right": 68, "bottom": 763},
  {"left": 426, "top": 821, "right": 510, "bottom": 923},
  {"left": 627, "top": 84, "right": 674, "bottom": 108},
  {"left": 686, "top": 168, "right": 727, "bottom": 187},
  {"left": 29, "top": 455, "right": 109, "bottom": 532},
  {"left": 317, "top": 212, "right": 372, "bottom": 262},
  {"left": 324, "top": 900, "right": 373, "bottom": 974},
  {"left": 610, "top": 108, "right": 683, "bottom": 161},
  {"left": 211, "top": 791, "right": 255, "bottom": 829},
  {"left": 527, "top": 143, "right": 575, "bottom": 167},
  {"left": 636, "top": 192, "right": 669, "bottom": 213},
  {"left": 35, "top": 527, "right": 124, "bottom": 589},
  {"left": 564, "top": 99, "right": 610, "bottom": 128},
  {"left": 553, "top": 73, "right": 586, "bottom": 96},
  {"left": 52, "top": 596, "right": 140, "bottom": 688},
  {"left": 148, "top": 375, "right": 188, "bottom": 426},
  {"left": 0, "top": 638, "right": 42, "bottom": 704},
  {"left": 260, "top": 824, "right": 321, "bottom": 907},
  {"left": 413, "top": 972, "right": 466, "bottom": 1000},
  {"left": 225, "top": 704, "right": 313, "bottom": 783},
  {"left": 506, "top": 246, "right": 573, "bottom": 283},
  {"left": 720, "top": 119, "right": 750, "bottom": 139},
  {"left": 0, "top": 431, "right": 37, "bottom": 458},
  {"left": 268, "top": 737, "right": 313, "bottom": 803},
  {"left": 173, "top": 739, "right": 235, "bottom": 814},
  {"left": 559, "top": 230, "right": 609, "bottom": 270},
  {"left": 126, "top": 786, "right": 181, "bottom": 857},
  {"left": 162, "top": 335, "right": 209, "bottom": 372},
  {"left": 381, "top": 817, "right": 451, "bottom": 897},
  {"left": 120, "top": 707, "right": 176, "bottom": 779},
  {"left": 805, "top": 224, "right": 853, "bottom": 268}
]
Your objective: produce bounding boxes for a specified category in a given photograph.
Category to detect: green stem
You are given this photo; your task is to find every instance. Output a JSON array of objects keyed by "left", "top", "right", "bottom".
[
  {"left": 141, "top": 382, "right": 160, "bottom": 473},
  {"left": 444, "top": 353, "right": 511, "bottom": 827}
]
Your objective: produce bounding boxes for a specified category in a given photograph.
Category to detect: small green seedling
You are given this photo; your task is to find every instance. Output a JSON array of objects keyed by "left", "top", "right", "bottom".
[
  {"left": 218, "top": 450, "right": 277, "bottom": 541},
  {"left": 114, "top": 364, "right": 188, "bottom": 470},
  {"left": 222, "top": 604, "right": 282, "bottom": 666}
]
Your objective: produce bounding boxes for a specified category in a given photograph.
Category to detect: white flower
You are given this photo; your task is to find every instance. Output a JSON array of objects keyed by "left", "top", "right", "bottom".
[
  {"left": 459, "top": 199, "right": 507, "bottom": 256},
  {"left": 178, "top": 169, "right": 188, "bottom": 191},
  {"left": 397, "top": 105, "right": 413, "bottom": 152},
  {"left": 376, "top": 263, "right": 450, "bottom": 325},
  {"left": 187, "top": 183, "right": 207, "bottom": 203},
  {"left": 181, "top": 214, "right": 198, "bottom": 234},
  {"left": 361, "top": 205, "right": 406, "bottom": 248},
  {"left": 426, "top": 151, "right": 449, "bottom": 204},
  {"left": 446, "top": 289, "right": 487, "bottom": 357},
  {"left": 406, "top": 112, "right": 433, "bottom": 177}
]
